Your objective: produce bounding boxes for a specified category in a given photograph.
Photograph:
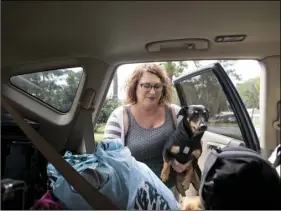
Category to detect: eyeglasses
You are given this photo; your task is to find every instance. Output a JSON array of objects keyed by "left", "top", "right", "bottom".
[{"left": 139, "top": 83, "right": 164, "bottom": 92}]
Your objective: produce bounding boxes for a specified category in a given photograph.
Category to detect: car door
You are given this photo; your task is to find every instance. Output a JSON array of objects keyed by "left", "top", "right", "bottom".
[{"left": 173, "top": 62, "right": 260, "bottom": 170}]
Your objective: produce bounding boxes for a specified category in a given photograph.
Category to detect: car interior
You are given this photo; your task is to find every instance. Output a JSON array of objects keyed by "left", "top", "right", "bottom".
[{"left": 1, "top": 1, "right": 280, "bottom": 210}]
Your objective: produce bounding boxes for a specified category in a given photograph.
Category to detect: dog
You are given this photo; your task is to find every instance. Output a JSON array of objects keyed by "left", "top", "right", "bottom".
[
  {"left": 160, "top": 105, "right": 209, "bottom": 196},
  {"left": 181, "top": 196, "right": 202, "bottom": 210}
]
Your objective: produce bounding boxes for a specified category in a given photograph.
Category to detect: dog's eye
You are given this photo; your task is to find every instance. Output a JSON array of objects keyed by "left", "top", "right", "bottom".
[{"left": 193, "top": 111, "right": 199, "bottom": 117}]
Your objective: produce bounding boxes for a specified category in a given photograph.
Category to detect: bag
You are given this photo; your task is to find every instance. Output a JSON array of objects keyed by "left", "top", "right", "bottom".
[
  {"left": 47, "top": 139, "right": 180, "bottom": 210},
  {"left": 199, "top": 146, "right": 281, "bottom": 210}
]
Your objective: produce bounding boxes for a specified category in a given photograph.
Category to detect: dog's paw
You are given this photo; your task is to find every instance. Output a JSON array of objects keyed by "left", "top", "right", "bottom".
[
  {"left": 161, "top": 170, "right": 170, "bottom": 182},
  {"left": 181, "top": 179, "right": 191, "bottom": 190}
]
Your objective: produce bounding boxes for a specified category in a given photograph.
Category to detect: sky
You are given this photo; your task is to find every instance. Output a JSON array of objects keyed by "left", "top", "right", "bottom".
[{"left": 108, "top": 60, "right": 262, "bottom": 100}]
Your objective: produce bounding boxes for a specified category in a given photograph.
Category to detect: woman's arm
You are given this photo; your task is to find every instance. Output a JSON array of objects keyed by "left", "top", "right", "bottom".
[
  {"left": 171, "top": 104, "right": 181, "bottom": 116},
  {"left": 103, "top": 107, "right": 123, "bottom": 140}
]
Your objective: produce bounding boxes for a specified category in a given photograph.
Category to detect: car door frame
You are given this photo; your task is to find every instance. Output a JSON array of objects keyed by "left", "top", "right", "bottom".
[{"left": 173, "top": 62, "right": 260, "bottom": 153}]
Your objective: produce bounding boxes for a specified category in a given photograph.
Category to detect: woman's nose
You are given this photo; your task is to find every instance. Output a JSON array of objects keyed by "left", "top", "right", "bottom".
[{"left": 149, "top": 88, "right": 156, "bottom": 94}]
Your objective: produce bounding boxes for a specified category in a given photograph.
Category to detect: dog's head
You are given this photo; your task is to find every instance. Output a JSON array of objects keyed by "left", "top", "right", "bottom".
[{"left": 178, "top": 105, "right": 209, "bottom": 135}]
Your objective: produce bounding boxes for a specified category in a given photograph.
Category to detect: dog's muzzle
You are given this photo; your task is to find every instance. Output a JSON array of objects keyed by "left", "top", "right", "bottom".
[
  {"left": 199, "top": 123, "right": 207, "bottom": 131},
  {"left": 197, "top": 122, "right": 208, "bottom": 132}
]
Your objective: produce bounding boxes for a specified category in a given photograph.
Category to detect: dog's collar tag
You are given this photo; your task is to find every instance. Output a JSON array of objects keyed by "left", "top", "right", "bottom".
[{"left": 183, "top": 146, "right": 190, "bottom": 154}]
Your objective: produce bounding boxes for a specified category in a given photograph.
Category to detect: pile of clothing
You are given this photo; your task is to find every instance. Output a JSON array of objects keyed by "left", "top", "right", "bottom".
[
  {"left": 32, "top": 139, "right": 179, "bottom": 210},
  {"left": 31, "top": 140, "right": 281, "bottom": 210}
]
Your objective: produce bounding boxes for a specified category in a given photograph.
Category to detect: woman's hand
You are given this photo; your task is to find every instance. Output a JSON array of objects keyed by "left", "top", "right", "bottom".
[{"left": 171, "top": 159, "right": 189, "bottom": 173}]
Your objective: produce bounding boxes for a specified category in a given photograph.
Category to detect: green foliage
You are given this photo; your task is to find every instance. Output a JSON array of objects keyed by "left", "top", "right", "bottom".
[
  {"left": 96, "top": 96, "right": 121, "bottom": 124},
  {"left": 163, "top": 60, "right": 241, "bottom": 113},
  {"left": 194, "top": 60, "right": 241, "bottom": 81},
  {"left": 183, "top": 60, "right": 242, "bottom": 117},
  {"left": 180, "top": 70, "right": 229, "bottom": 117},
  {"left": 218, "top": 60, "right": 242, "bottom": 81},
  {"left": 94, "top": 123, "right": 106, "bottom": 133},
  {"left": 163, "top": 61, "right": 188, "bottom": 82},
  {"left": 163, "top": 62, "right": 188, "bottom": 106},
  {"left": 13, "top": 68, "right": 83, "bottom": 112},
  {"left": 237, "top": 77, "right": 260, "bottom": 109}
]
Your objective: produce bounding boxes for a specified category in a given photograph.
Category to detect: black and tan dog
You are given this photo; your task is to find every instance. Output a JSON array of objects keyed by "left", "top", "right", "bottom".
[{"left": 161, "top": 105, "right": 209, "bottom": 196}]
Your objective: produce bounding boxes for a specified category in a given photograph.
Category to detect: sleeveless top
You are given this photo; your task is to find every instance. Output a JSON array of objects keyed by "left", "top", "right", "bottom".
[{"left": 124, "top": 105, "right": 177, "bottom": 188}]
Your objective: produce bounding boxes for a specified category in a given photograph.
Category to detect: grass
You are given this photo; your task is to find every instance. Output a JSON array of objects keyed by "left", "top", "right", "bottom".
[
  {"left": 94, "top": 133, "right": 104, "bottom": 142},
  {"left": 94, "top": 123, "right": 106, "bottom": 142}
]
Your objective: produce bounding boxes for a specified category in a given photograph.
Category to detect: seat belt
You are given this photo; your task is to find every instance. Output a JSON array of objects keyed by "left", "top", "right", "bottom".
[
  {"left": 273, "top": 145, "right": 281, "bottom": 168},
  {"left": 80, "top": 88, "right": 97, "bottom": 153},
  {"left": 1, "top": 95, "right": 119, "bottom": 210}
]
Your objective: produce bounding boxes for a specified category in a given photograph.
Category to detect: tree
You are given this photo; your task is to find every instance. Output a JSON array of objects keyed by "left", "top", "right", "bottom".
[
  {"left": 180, "top": 70, "right": 229, "bottom": 117},
  {"left": 12, "top": 69, "right": 83, "bottom": 112},
  {"left": 237, "top": 77, "right": 260, "bottom": 119},
  {"left": 58, "top": 70, "right": 83, "bottom": 112},
  {"left": 186, "top": 60, "right": 242, "bottom": 117},
  {"left": 194, "top": 60, "right": 241, "bottom": 81},
  {"left": 96, "top": 96, "right": 121, "bottom": 124},
  {"left": 162, "top": 61, "right": 188, "bottom": 105},
  {"left": 163, "top": 61, "right": 188, "bottom": 82}
]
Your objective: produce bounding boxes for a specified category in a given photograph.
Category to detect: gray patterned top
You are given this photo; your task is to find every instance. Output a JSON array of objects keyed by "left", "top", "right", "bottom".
[{"left": 124, "top": 105, "right": 177, "bottom": 188}]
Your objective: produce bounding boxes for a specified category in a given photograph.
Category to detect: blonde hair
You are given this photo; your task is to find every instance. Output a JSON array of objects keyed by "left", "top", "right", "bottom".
[{"left": 125, "top": 63, "right": 172, "bottom": 105}]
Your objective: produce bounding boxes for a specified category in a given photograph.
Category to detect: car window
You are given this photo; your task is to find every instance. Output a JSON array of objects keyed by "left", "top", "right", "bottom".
[
  {"left": 177, "top": 70, "right": 244, "bottom": 141},
  {"left": 9, "top": 67, "right": 83, "bottom": 113},
  {"left": 93, "top": 60, "right": 261, "bottom": 142},
  {"left": 191, "top": 60, "right": 261, "bottom": 140}
]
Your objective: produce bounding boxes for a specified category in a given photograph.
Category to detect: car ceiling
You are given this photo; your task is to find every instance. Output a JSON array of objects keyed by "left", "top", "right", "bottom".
[{"left": 2, "top": 1, "right": 280, "bottom": 70}]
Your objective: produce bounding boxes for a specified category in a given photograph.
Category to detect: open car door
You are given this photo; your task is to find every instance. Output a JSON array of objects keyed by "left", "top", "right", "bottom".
[{"left": 173, "top": 63, "right": 260, "bottom": 170}]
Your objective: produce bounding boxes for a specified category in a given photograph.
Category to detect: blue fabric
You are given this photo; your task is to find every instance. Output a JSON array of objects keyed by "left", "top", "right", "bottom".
[{"left": 47, "top": 139, "right": 179, "bottom": 210}]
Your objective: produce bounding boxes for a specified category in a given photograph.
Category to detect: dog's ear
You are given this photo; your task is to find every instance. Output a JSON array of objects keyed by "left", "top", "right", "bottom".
[{"left": 177, "top": 106, "right": 189, "bottom": 118}]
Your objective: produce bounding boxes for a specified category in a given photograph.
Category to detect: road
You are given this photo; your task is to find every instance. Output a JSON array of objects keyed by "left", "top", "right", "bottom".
[{"left": 208, "top": 126, "right": 260, "bottom": 139}]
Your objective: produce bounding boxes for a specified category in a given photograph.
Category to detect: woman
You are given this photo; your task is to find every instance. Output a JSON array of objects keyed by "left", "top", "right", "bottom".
[{"left": 103, "top": 63, "right": 188, "bottom": 189}]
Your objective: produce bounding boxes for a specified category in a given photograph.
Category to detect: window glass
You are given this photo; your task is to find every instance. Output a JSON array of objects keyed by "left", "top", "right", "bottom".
[
  {"left": 192, "top": 60, "right": 261, "bottom": 139},
  {"left": 94, "top": 60, "right": 261, "bottom": 141},
  {"left": 178, "top": 70, "right": 243, "bottom": 141},
  {"left": 10, "top": 67, "right": 83, "bottom": 112}
]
